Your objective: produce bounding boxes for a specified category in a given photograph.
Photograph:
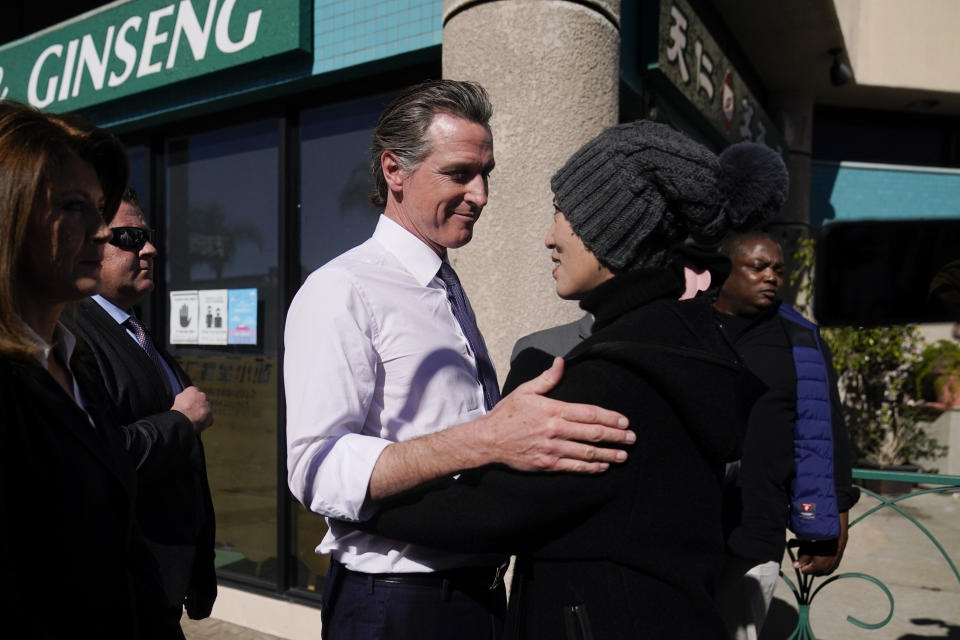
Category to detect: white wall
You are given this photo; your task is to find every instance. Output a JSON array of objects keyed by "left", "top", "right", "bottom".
[{"left": 835, "top": 0, "right": 960, "bottom": 92}]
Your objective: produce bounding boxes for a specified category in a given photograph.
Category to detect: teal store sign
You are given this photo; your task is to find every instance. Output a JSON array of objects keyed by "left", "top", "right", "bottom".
[{"left": 0, "top": 0, "right": 311, "bottom": 112}]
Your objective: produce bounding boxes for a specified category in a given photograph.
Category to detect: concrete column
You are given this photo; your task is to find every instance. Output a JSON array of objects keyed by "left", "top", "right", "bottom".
[
  {"left": 443, "top": 0, "right": 621, "bottom": 377},
  {"left": 771, "top": 92, "right": 814, "bottom": 225},
  {"left": 769, "top": 93, "right": 815, "bottom": 307}
]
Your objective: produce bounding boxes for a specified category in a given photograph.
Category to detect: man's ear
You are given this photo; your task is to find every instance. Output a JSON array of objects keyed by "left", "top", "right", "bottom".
[{"left": 381, "top": 151, "right": 405, "bottom": 196}]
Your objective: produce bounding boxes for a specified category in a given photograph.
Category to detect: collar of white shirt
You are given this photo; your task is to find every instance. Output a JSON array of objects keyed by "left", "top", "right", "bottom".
[
  {"left": 373, "top": 214, "right": 445, "bottom": 286},
  {"left": 22, "top": 318, "right": 93, "bottom": 424},
  {"left": 91, "top": 294, "right": 131, "bottom": 325},
  {"left": 22, "top": 319, "right": 78, "bottom": 373}
]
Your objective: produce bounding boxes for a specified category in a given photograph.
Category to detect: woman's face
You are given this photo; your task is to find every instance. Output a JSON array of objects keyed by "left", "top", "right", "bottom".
[
  {"left": 545, "top": 204, "right": 614, "bottom": 299},
  {"left": 20, "top": 153, "right": 110, "bottom": 305}
]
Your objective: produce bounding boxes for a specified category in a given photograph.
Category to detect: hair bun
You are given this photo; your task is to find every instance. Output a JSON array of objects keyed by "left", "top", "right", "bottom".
[{"left": 717, "top": 142, "right": 789, "bottom": 231}]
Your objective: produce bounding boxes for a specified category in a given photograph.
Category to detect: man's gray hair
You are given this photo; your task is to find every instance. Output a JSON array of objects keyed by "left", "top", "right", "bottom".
[{"left": 369, "top": 79, "right": 492, "bottom": 207}]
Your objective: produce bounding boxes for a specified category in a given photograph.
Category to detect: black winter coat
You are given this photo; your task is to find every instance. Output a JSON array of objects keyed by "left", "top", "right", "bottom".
[
  {"left": 355, "top": 269, "right": 762, "bottom": 639},
  {"left": 0, "top": 352, "right": 142, "bottom": 638}
]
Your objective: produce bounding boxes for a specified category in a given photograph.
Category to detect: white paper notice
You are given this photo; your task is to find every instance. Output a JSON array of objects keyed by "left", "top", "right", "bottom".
[
  {"left": 198, "top": 289, "right": 229, "bottom": 345},
  {"left": 169, "top": 290, "right": 199, "bottom": 344}
]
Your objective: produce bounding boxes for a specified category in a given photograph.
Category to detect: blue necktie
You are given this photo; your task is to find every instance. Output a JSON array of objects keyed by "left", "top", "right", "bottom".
[
  {"left": 438, "top": 262, "right": 500, "bottom": 411},
  {"left": 124, "top": 315, "right": 172, "bottom": 399}
]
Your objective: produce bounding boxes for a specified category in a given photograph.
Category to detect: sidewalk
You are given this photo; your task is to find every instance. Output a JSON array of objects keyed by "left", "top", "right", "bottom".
[
  {"left": 762, "top": 488, "right": 960, "bottom": 639},
  {"left": 182, "top": 616, "right": 286, "bottom": 640}
]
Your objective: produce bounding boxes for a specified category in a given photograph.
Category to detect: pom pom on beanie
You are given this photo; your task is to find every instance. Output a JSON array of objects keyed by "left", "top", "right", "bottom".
[
  {"left": 717, "top": 142, "right": 789, "bottom": 236},
  {"left": 551, "top": 120, "right": 789, "bottom": 271}
]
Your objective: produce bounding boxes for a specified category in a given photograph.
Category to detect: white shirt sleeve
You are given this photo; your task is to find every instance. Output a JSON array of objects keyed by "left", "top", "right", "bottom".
[{"left": 284, "top": 268, "right": 390, "bottom": 521}]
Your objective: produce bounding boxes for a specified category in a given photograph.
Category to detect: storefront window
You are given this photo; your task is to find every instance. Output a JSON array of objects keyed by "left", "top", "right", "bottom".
[
  {"left": 298, "top": 96, "right": 386, "bottom": 280},
  {"left": 165, "top": 120, "right": 281, "bottom": 585},
  {"left": 125, "top": 145, "right": 153, "bottom": 322},
  {"left": 289, "top": 96, "right": 385, "bottom": 592},
  {"left": 127, "top": 145, "right": 149, "bottom": 207}
]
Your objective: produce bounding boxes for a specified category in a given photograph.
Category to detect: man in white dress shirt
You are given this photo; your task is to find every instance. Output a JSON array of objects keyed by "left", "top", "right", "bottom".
[{"left": 284, "top": 80, "right": 636, "bottom": 640}]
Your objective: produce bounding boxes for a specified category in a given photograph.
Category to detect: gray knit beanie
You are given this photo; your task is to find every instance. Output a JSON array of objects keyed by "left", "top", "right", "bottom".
[{"left": 550, "top": 121, "right": 788, "bottom": 271}]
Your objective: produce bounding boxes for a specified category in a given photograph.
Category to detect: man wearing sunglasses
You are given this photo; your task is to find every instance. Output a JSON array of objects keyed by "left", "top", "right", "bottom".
[{"left": 65, "top": 187, "right": 217, "bottom": 639}]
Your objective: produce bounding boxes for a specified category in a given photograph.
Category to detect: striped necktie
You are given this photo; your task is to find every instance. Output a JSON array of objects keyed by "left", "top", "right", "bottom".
[
  {"left": 438, "top": 262, "right": 500, "bottom": 411},
  {"left": 124, "top": 315, "right": 172, "bottom": 398}
]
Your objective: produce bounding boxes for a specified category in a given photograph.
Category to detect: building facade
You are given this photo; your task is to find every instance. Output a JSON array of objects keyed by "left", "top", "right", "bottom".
[{"left": 2, "top": 0, "right": 958, "bottom": 636}]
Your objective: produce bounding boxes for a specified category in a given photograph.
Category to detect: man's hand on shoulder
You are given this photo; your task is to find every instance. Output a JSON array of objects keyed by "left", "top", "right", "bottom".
[
  {"left": 172, "top": 386, "right": 214, "bottom": 434},
  {"left": 473, "top": 357, "right": 634, "bottom": 473},
  {"left": 366, "top": 358, "right": 633, "bottom": 501}
]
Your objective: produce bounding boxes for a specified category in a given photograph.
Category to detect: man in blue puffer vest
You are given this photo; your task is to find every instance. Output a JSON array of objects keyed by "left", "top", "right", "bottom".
[{"left": 712, "top": 231, "right": 860, "bottom": 640}]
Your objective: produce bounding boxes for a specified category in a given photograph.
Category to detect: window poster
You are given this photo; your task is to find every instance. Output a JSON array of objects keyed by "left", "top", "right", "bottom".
[
  {"left": 228, "top": 288, "right": 258, "bottom": 345},
  {"left": 170, "top": 290, "right": 199, "bottom": 344},
  {"left": 199, "top": 289, "right": 229, "bottom": 345}
]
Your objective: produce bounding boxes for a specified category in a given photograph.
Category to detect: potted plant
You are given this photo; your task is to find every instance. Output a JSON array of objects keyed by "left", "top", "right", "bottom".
[
  {"left": 913, "top": 339, "right": 960, "bottom": 408},
  {"left": 821, "top": 325, "right": 943, "bottom": 468}
]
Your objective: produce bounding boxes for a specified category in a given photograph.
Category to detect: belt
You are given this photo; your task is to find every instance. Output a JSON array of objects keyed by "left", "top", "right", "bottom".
[{"left": 337, "top": 560, "right": 509, "bottom": 591}]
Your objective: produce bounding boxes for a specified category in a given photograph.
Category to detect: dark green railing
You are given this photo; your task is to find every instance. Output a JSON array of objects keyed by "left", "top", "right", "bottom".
[{"left": 780, "top": 469, "right": 960, "bottom": 639}]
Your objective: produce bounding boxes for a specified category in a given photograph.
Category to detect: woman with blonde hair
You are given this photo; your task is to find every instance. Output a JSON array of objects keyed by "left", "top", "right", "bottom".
[{"left": 0, "top": 101, "right": 140, "bottom": 636}]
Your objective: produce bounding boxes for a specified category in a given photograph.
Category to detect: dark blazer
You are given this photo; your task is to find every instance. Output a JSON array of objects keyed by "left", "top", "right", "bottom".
[
  {"left": 64, "top": 298, "right": 217, "bottom": 621},
  {"left": 509, "top": 313, "right": 593, "bottom": 364},
  {"left": 0, "top": 352, "right": 140, "bottom": 638}
]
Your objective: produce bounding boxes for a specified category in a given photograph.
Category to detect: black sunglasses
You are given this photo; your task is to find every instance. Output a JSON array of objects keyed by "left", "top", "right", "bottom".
[{"left": 109, "top": 227, "right": 155, "bottom": 252}]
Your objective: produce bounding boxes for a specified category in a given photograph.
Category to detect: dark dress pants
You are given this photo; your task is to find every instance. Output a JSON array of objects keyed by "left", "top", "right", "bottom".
[{"left": 321, "top": 561, "right": 506, "bottom": 640}]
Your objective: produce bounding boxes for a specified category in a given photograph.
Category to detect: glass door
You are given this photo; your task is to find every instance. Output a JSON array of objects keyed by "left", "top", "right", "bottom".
[{"left": 164, "top": 119, "right": 281, "bottom": 586}]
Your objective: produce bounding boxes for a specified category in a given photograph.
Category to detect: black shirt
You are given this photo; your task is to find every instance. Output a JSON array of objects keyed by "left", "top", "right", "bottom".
[
  {"left": 717, "top": 308, "right": 797, "bottom": 562},
  {"left": 715, "top": 305, "right": 858, "bottom": 563}
]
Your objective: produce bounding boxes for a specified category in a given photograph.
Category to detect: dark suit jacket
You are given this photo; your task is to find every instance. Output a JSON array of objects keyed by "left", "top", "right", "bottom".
[
  {"left": 509, "top": 313, "right": 593, "bottom": 364},
  {"left": 0, "top": 352, "right": 140, "bottom": 637},
  {"left": 64, "top": 298, "right": 217, "bottom": 621}
]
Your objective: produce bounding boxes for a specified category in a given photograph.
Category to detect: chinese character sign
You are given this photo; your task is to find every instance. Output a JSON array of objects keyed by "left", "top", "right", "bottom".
[{"left": 656, "top": 0, "right": 781, "bottom": 150}]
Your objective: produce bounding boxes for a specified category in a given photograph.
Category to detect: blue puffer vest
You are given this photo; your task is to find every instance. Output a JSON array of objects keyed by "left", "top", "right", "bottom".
[{"left": 778, "top": 304, "right": 841, "bottom": 542}]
